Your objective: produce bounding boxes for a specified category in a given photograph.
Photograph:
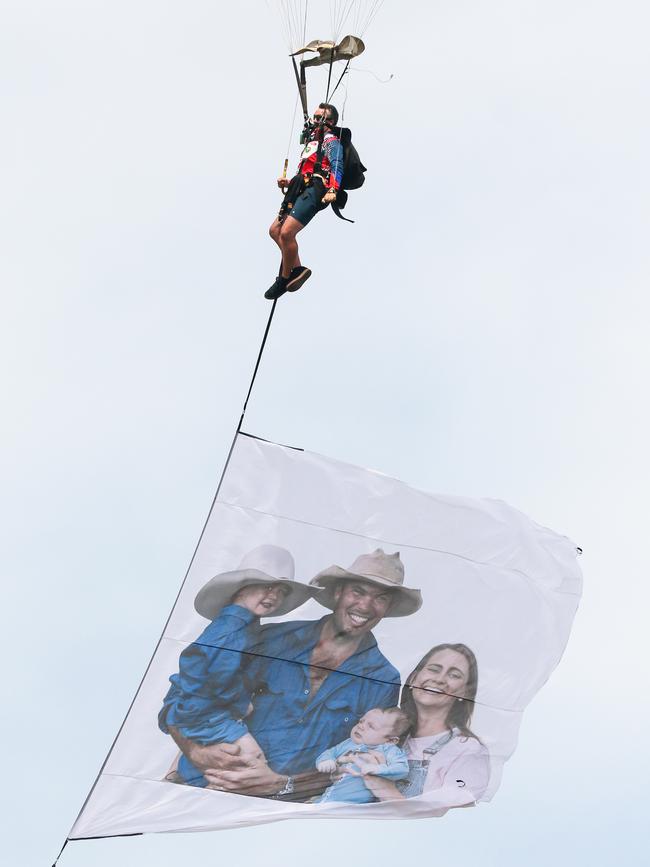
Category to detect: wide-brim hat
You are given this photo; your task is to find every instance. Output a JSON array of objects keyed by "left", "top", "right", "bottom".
[
  {"left": 309, "top": 548, "right": 422, "bottom": 618},
  {"left": 194, "top": 544, "right": 315, "bottom": 620}
]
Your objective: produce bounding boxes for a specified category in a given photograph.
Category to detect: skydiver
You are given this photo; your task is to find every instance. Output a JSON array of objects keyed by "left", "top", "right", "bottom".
[{"left": 265, "top": 102, "right": 343, "bottom": 301}]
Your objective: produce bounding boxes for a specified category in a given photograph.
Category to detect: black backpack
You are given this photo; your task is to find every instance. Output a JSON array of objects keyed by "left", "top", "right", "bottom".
[{"left": 332, "top": 126, "right": 367, "bottom": 222}]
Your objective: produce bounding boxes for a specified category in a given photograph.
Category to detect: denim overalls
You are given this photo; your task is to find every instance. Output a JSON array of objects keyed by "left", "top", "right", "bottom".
[{"left": 397, "top": 729, "right": 455, "bottom": 798}]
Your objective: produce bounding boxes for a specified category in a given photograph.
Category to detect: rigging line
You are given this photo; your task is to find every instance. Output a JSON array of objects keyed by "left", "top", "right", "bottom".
[
  {"left": 336, "top": 0, "right": 357, "bottom": 39},
  {"left": 353, "top": 0, "right": 362, "bottom": 33},
  {"left": 286, "top": 0, "right": 299, "bottom": 50},
  {"left": 340, "top": 78, "right": 349, "bottom": 121},
  {"left": 63, "top": 300, "right": 279, "bottom": 846},
  {"left": 293, "top": 0, "right": 303, "bottom": 48},
  {"left": 284, "top": 0, "right": 294, "bottom": 48},
  {"left": 283, "top": 0, "right": 292, "bottom": 47},
  {"left": 361, "top": 0, "right": 385, "bottom": 35},
  {"left": 237, "top": 302, "right": 278, "bottom": 432},
  {"left": 295, "top": 0, "right": 306, "bottom": 48},
  {"left": 325, "top": 53, "right": 335, "bottom": 102},
  {"left": 302, "top": 0, "right": 309, "bottom": 45},
  {"left": 285, "top": 90, "right": 301, "bottom": 158},
  {"left": 50, "top": 836, "right": 69, "bottom": 867},
  {"left": 328, "top": 59, "right": 351, "bottom": 103},
  {"left": 276, "top": 0, "right": 289, "bottom": 50},
  {"left": 333, "top": 0, "right": 343, "bottom": 39}
]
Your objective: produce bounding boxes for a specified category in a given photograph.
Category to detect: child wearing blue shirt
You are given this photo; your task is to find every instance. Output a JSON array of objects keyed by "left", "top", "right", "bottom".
[
  {"left": 159, "top": 545, "right": 315, "bottom": 787},
  {"left": 316, "top": 707, "right": 411, "bottom": 803}
]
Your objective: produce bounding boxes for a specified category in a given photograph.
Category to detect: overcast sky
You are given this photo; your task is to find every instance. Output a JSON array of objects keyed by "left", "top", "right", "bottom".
[{"left": 2, "top": 1, "right": 649, "bottom": 865}]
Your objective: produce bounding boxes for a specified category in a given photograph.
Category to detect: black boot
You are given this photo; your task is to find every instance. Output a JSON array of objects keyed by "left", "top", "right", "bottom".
[{"left": 264, "top": 275, "right": 289, "bottom": 300}]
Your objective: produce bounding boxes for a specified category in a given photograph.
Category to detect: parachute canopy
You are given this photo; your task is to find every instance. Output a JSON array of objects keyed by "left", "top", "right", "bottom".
[{"left": 290, "top": 34, "right": 365, "bottom": 67}]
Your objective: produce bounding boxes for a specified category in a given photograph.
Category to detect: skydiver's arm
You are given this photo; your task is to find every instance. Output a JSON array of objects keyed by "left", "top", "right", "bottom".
[{"left": 324, "top": 138, "right": 344, "bottom": 190}]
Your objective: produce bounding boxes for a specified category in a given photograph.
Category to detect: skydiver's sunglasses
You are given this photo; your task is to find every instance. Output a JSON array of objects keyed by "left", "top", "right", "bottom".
[{"left": 313, "top": 113, "right": 331, "bottom": 122}]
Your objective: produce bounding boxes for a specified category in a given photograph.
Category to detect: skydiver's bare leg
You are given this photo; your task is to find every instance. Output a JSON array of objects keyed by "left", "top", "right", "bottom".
[
  {"left": 269, "top": 218, "right": 282, "bottom": 248},
  {"left": 269, "top": 217, "right": 301, "bottom": 275},
  {"left": 278, "top": 215, "right": 304, "bottom": 277}
]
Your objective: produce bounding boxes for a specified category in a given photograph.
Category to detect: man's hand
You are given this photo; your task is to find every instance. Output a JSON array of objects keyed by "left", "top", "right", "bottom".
[
  {"left": 186, "top": 741, "right": 246, "bottom": 774},
  {"left": 277, "top": 177, "right": 290, "bottom": 190},
  {"left": 207, "top": 761, "right": 331, "bottom": 801},
  {"left": 321, "top": 189, "right": 337, "bottom": 204},
  {"left": 168, "top": 726, "right": 264, "bottom": 775},
  {"left": 204, "top": 752, "right": 285, "bottom": 797}
]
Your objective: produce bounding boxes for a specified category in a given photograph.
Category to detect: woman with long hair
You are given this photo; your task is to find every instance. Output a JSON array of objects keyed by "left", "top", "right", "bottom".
[{"left": 350, "top": 643, "right": 490, "bottom": 802}]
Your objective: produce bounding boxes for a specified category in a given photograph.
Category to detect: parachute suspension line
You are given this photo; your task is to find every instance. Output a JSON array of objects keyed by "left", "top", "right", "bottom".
[
  {"left": 325, "top": 53, "right": 335, "bottom": 102},
  {"left": 291, "top": 55, "right": 309, "bottom": 122},
  {"left": 332, "top": 0, "right": 357, "bottom": 41},
  {"left": 340, "top": 77, "right": 350, "bottom": 121},
  {"left": 282, "top": 0, "right": 297, "bottom": 49},
  {"left": 285, "top": 90, "right": 301, "bottom": 166},
  {"left": 268, "top": 0, "right": 301, "bottom": 52},
  {"left": 328, "top": 59, "right": 351, "bottom": 103},
  {"left": 276, "top": 0, "right": 309, "bottom": 52},
  {"left": 345, "top": 0, "right": 384, "bottom": 38},
  {"left": 361, "top": 0, "right": 386, "bottom": 36},
  {"left": 59, "top": 301, "right": 280, "bottom": 857},
  {"left": 273, "top": 0, "right": 292, "bottom": 51}
]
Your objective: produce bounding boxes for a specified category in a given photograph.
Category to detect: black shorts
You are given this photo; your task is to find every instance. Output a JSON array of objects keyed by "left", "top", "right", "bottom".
[{"left": 281, "top": 177, "right": 328, "bottom": 226}]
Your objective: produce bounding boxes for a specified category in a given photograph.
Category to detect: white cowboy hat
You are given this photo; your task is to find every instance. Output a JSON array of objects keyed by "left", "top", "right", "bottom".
[
  {"left": 194, "top": 545, "right": 315, "bottom": 620},
  {"left": 309, "top": 549, "right": 422, "bottom": 618}
]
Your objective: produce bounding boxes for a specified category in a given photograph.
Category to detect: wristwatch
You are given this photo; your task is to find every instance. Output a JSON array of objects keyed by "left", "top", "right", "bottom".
[{"left": 273, "top": 775, "right": 295, "bottom": 798}]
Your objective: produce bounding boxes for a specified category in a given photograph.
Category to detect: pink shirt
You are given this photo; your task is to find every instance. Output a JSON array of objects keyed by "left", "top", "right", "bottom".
[{"left": 404, "top": 731, "right": 491, "bottom": 800}]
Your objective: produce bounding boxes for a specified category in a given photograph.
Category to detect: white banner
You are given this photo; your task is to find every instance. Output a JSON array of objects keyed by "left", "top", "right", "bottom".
[{"left": 72, "top": 433, "right": 582, "bottom": 837}]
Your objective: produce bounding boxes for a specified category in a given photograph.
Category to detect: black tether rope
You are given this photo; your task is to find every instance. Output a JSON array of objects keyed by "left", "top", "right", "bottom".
[
  {"left": 237, "top": 300, "right": 278, "bottom": 431},
  {"left": 50, "top": 301, "right": 279, "bottom": 864},
  {"left": 51, "top": 837, "right": 68, "bottom": 867}
]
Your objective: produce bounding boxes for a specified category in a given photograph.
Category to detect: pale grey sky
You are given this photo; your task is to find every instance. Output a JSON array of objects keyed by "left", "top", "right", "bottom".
[{"left": 1, "top": 1, "right": 648, "bottom": 865}]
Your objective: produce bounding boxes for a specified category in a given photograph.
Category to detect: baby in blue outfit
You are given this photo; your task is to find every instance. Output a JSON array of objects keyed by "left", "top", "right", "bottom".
[
  {"left": 159, "top": 545, "right": 314, "bottom": 787},
  {"left": 316, "top": 707, "right": 411, "bottom": 803}
]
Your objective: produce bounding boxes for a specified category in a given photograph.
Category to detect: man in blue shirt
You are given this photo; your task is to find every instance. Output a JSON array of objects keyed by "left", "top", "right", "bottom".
[{"left": 168, "top": 549, "right": 422, "bottom": 801}]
